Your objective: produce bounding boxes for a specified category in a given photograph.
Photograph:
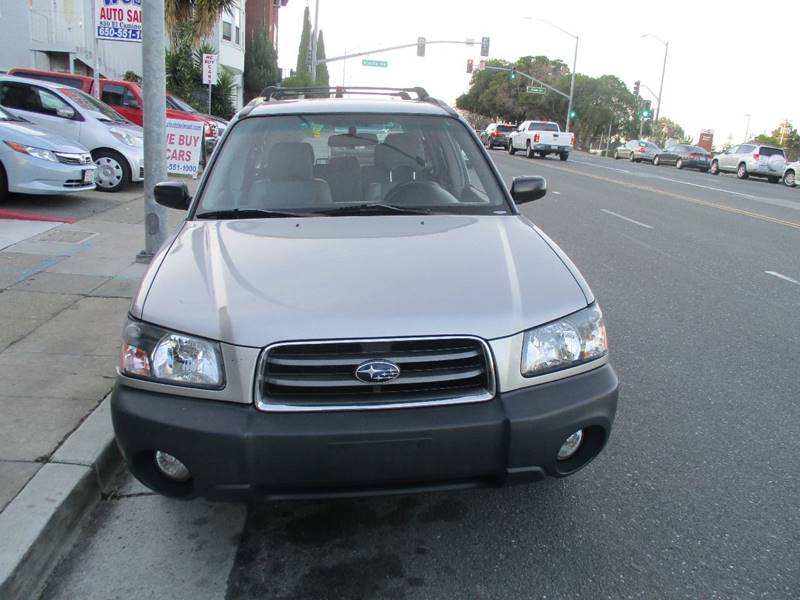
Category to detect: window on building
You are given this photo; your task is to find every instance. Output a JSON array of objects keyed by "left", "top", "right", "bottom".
[
  {"left": 222, "top": 21, "right": 232, "bottom": 41},
  {"left": 222, "top": 3, "right": 241, "bottom": 46}
]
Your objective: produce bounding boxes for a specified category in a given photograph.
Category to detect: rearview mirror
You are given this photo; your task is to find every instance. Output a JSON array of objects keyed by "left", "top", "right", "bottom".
[
  {"left": 154, "top": 181, "right": 191, "bottom": 210},
  {"left": 510, "top": 176, "right": 547, "bottom": 204}
]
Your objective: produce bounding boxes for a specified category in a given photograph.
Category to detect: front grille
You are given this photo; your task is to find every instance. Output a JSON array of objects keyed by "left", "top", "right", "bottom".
[
  {"left": 257, "top": 337, "right": 495, "bottom": 411},
  {"left": 55, "top": 152, "right": 93, "bottom": 165}
]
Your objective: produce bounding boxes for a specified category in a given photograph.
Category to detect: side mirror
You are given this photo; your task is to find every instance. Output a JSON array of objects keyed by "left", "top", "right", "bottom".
[
  {"left": 56, "top": 107, "right": 75, "bottom": 119},
  {"left": 510, "top": 176, "right": 547, "bottom": 204},
  {"left": 154, "top": 181, "right": 191, "bottom": 210}
]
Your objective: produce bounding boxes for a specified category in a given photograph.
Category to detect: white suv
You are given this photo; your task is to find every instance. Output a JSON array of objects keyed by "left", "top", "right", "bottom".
[{"left": 710, "top": 143, "right": 786, "bottom": 182}]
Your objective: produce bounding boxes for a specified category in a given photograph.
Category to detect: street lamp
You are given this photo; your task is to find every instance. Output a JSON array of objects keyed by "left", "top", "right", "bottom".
[
  {"left": 523, "top": 17, "right": 579, "bottom": 133},
  {"left": 641, "top": 34, "right": 669, "bottom": 127}
]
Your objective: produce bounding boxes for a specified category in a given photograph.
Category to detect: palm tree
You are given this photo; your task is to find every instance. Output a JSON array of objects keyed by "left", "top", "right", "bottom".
[{"left": 165, "top": 0, "right": 237, "bottom": 43}]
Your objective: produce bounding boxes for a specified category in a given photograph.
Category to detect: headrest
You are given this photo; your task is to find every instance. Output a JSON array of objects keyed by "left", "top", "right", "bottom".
[
  {"left": 329, "top": 156, "right": 361, "bottom": 172},
  {"left": 266, "top": 142, "right": 314, "bottom": 180},
  {"left": 375, "top": 133, "right": 423, "bottom": 170}
]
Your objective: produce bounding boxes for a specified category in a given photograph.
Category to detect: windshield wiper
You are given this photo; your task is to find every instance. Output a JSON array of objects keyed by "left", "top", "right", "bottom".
[
  {"left": 316, "top": 203, "right": 433, "bottom": 216},
  {"left": 195, "top": 208, "right": 308, "bottom": 220}
]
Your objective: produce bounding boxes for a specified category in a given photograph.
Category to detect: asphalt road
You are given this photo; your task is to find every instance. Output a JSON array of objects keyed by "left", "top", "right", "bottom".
[{"left": 39, "top": 152, "right": 800, "bottom": 600}]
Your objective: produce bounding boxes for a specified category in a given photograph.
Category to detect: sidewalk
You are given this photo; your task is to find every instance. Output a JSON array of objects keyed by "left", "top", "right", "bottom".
[{"left": 0, "top": 184, "right": 187, "bottom": 595}]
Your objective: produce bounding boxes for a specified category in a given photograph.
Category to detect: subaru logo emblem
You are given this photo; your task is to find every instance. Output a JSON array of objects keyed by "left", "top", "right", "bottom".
[{"left": 354, "top": 360, "right": 401, "bottom": 384}]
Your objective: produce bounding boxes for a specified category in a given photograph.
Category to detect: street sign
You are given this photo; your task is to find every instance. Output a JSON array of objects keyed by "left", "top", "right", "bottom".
[
  {"left": 362, "top": 59, "right": 388, "bottom": 68},
  {"left": 202, "top": 54, "right": 219, "bottom": 85},
  {"left": 526, "top": 86, "right": 546, "bottom": 94},
  {"left": 95, "top": 0, "right": 142, "bottom": 42}
]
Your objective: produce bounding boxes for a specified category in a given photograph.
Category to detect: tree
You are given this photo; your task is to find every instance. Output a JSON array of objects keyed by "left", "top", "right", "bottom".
[
  {"left": 165, "top": 0, "right": 237, "bottom": 44},
  {"left": 315, "top": 30, "right": 329, "bottom": 87},
  {"left": 295, "top": 6, "right": 312, "bottom": 76},
  {"left": 652, "top": 117, "right": 688, "bottom": 146},
  {"left": 243, "top": 28, "right": 279, "bottom": 102},
  {"left": 755, "top": 121, "right": 800, "bottom": 161}
]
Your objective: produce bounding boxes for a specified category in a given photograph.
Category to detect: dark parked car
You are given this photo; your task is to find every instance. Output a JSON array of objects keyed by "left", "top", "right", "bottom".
[
  {"left": 654, "top": 144, "right": 711, "bottom": 172},
  {"left": 613, "top": 139, "right": 660, "bottom": 163},
  {"left": 480, "top": 123, "right": 516, "bottom": 149}
]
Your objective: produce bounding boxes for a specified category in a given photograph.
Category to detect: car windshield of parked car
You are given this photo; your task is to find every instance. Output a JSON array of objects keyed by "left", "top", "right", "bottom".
[
  {"left": 496, "top": 125, "right": 515, "bottom": 133},
  {"left": 196, "top": 113, "right": 511, "bottom": 216},
  {"left": 689, "top": 146, "right": 708, "bottom": 155},
  {"left": 60, "top": 88, "right": 127, "bottom": 123}
]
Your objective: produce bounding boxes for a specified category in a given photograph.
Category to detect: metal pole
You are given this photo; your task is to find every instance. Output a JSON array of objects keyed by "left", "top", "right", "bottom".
[
  {"left": 208, "top": 83, "right": 212, "bottom": 115},
  {"left": 606, "top": 121, "right": 612, "bottom": 155},
  {"left": 565, "top": 35, "right": 578, "bottom": 133},
  {"left": 92, "top": 2, "right": 100, "bottom": 99},
  {"left": 137, "top": 0, "right": 168, "bottom": 262},
  {"left": 310, "top": 0, "right": 320, "bottom": 81},
  {"left": 654, "top": 41, "right": 668, "bottom": 126},
  {"left": 744, "top": 114, "right": 751, "bottom": 141}
]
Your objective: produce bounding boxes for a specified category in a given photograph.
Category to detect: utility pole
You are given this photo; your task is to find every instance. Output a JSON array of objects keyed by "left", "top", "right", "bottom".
[
  {"left": 91, "top": 0, "right": 100, "bottom": 98},
  {"left": 137, "top": 0, "right": 168, "bottom": 262},
  {"left": 642, "top": 34, "right": 669, "bottom": 126},
  {"left": 565, "top": 36, "right": 578, "bottom": 133},
  {"left": 310, "top": 0, "right": 320, "bottom": 81},
  {"left": 744, "top": 114, "right": 751, "bottom": 141}
]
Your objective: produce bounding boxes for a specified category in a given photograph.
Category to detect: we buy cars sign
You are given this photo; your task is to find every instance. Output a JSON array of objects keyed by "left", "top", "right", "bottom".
[
  {"left": 95, "top": 0, "right": 142, "bottom": 42},
  {"left": 202, "top": 54, "right": 219, "bottom": 85},
  {"left": 166, "top": 119, "right": 204, "bottom": 177}
]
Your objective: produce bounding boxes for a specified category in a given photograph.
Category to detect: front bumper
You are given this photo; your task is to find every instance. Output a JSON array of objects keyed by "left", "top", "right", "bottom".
[
  {"left": 111, "top": 364, "right": 619, "bottom": 500},
  {"left": 3, "top": 151, "right": 96, "bottom": 195},
  {"left": 117, "top": 146, "right": 145, "bottom": 182}
]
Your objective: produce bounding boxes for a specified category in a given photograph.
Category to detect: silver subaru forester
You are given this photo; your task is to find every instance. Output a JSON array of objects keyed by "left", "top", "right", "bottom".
[{"left": 111, "top": 86, "right": 618, "bottom": 500}]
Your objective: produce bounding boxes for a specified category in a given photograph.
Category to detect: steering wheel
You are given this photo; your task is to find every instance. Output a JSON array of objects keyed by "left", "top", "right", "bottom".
[{"left": 382, "top": 180, "right": 458, "bottom": 207}]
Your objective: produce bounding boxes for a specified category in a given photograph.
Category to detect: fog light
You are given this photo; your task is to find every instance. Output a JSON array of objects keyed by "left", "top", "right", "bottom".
[
  {"left": 557, "top": 430, "right": 583, "bottom": 460},
  {"left": 155, "top": 451, "right": 190, "bottom": 481}
]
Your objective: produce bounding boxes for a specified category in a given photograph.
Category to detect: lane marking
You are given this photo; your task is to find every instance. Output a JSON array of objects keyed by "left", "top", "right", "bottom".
[
  {"left": 600, "top": 208, "right": 653, "bottom": 229},
  {"left": 524, "top": 161, "right": 800, "bottom": 231},
  {"left": 569, "top": 158, "right": 631, "bottom": 174},
  {"left": 765, "top": 271, "right": 800, "bottom": 286}
]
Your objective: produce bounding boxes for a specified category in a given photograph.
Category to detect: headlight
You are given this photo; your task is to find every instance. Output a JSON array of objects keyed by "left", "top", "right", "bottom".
[
  {"left": 119, "top": 318, "right": 224, "bottom": 388},
  {"left": 110, "top": 129, "right": 143, "bottom": 147},
  {"left": 521, "top": 304, "right": 607, "bottom": 377},
  {"left": 4, "top": 141, "right": 58, "bottom": 162}
]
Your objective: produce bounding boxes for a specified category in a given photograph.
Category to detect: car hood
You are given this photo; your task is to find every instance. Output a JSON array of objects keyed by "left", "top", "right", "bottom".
[
  {"left": 0, "top": 120, "right": 90, "bottom": 152},
  {"left": 139, "top": 215, "right": 590, "bottom": 347}
]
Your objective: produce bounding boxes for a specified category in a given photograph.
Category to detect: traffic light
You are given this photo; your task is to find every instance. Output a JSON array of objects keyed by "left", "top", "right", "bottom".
[
  {"left": 569, "top": 110, "right": 576, "bottom": 119},
  {"left": 480, "top": 37, "right": 490, "bottom": 57},
  {"left": 466, "top": 59, "right": 473, "bottom": 74},
  {"left": 633, "top": 80, "right": 640, "bottom": 96},
  {"left": 417, "top": 37, "right": 426, "bottom": 57},
  {"left": 510, "top": 67, "right": 517, "bottom": 80}
]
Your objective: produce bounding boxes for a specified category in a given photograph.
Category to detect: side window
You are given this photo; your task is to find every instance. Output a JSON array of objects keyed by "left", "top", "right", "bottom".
[
  {"left": 0, "top": 82, "right": 41, "bottom": 112},
  {"left": 527, "top": 123, "right": 536, "bottom": 131},
  {"left": 37, "top": 88, "right": 75, "bottom": 118},
  {"left": 101, "top": 83, "right": 126, "bottom": 107},
  {"left": 738, "top": 145, "right": 753, "bottom": 154}
]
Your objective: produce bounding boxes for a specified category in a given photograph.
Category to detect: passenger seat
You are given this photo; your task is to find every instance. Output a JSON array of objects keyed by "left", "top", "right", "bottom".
[{"left": 258, "top": 142, "right": 332, "bottom": 209}]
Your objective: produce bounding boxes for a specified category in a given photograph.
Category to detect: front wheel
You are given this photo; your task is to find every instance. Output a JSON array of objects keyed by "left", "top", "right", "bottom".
[
  {"left": 0, "top": 162, "right": 8, "bottom": 202},
  {"left": 654, "top": 156, "right": 660, "bottom": 166},
  {"left": 737, "top": 163, "right": 749, "bottom": 179},
  {"left": 710, "top": 160, "right": 720, "bottom": 175},
  {"left": 93, "top": 149, "right": 131, "bottom": 192},
  {"left": 487, "top": 140, "right": 494, "bottom": 150},
  {"left": 613, "top": 150, "right": 619, "bottom": 160},
  {"left": 629, "top": 152, "right": 635, "bottom": 163},
  {"left": 559, "top": 152, "right": 569, "bottom": 161},
  {"left": 507, "top": 141, "right": 516, "bottom": 155},
  {"left": 784, "top": 169, "right": 796, "bottom": 187},
  {"left": 676, "top": 158, "right": 684, "bottom": 170}
]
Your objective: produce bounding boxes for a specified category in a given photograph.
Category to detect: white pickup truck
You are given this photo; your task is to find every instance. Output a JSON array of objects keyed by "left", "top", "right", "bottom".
[{"left": 508, "top": 121, "right": 574, "bottom": 161}]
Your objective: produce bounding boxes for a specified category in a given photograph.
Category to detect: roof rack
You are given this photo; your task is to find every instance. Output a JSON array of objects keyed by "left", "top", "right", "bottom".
[{"left": 245, "top": 85, "right": 458, "bottom": 117}]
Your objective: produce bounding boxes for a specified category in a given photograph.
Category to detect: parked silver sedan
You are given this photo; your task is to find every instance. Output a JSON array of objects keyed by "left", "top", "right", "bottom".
[
  {"left": 0, "top": 105, "right": 95, "bottom": 200},
  {"left": 613, "top": 139, "right": 661, "bottom": 163}
]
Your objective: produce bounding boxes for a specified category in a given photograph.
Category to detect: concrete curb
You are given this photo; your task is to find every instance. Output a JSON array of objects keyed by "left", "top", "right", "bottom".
[{"left": 0, "top": 395, "right": 121, "bottom": 600}]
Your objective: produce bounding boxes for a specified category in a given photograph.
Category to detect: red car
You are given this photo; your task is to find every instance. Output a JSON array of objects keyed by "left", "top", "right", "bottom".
[{"left": 7, "top": 68, "right": 219, "bottom": 155}]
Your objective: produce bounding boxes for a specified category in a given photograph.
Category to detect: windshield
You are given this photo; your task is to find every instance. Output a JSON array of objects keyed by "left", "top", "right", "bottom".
[
  {"left": 60, "top": 88, "right": 127, "bottom": 123},
  {"left": 759, "top": 146, "right": 784, "bottom": 157},
  {"left": 196, "top": 113, "right": 511, "bottom": 217},
  {"left": 167, "top": 94, "right": 198, "bottom": 113},
  {"left": 497, "top": 125, "right": 515, "bottom": 133}
]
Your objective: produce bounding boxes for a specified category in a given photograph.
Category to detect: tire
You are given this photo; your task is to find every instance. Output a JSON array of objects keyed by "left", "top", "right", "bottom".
[
  {"left": 559, "top": 152, "right": 568, "bottom": 161},
  {"left": 93, "top": 149, "right": 131, "bottom": 192},
  {"left": 526, "top": 142, "right": 534, "bottom": 159},
  {"left": 0, "top": 162, "right": 8, "bottom": 202},
  {"left": 507, "top": 140, "right": 516, "bottom": 155},
  {"left": 710, "top": 160, "right": 720, "bottom": 175},
  {"left": 629, "top": 152, "right": 635, "bottom": 162},
  {"left": 613, "top": 150, "right": 619, "bottom": 160},
  {"left": 767, "top": 176, "right": 779, "bottom": 184},
  {"left": 784, "top": 169, "right": 796, "bottom": 187},
  {"left": 487, "top": 140, "right": 494, "bottom": 150},
  {"left": 676, "top": 158, "right": 684, "bottom": 170},
  {"left": 737, "top": 163, "right": 749, "bottom": 180},
  {"left": 654, "top": 156, "right": 660, "bottom": 166}
]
